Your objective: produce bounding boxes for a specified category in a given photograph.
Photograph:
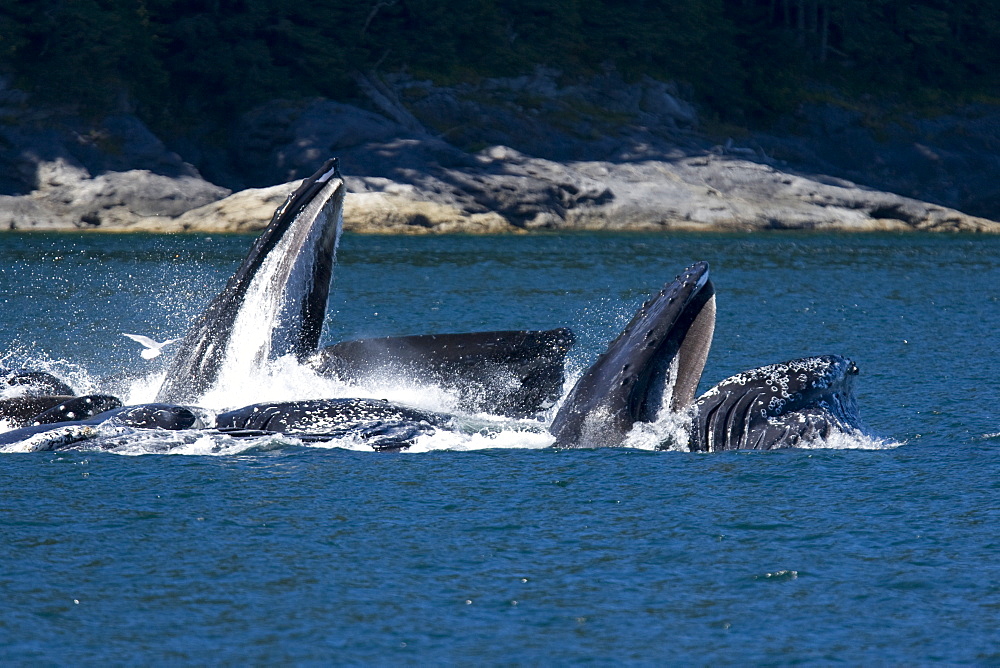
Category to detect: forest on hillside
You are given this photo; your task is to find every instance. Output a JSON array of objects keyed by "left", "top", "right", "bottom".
[{"left": 2, "top": 0, "right": 999, "bottom": 132}]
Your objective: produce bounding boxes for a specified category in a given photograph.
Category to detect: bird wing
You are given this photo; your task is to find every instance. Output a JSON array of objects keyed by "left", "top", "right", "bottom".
[{"left": 123, "top": 333, "right": 159, "bottom": 348}]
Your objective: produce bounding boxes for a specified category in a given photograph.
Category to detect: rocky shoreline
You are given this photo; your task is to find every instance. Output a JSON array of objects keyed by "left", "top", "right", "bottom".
[{"left": 3, "top": 72, "right": 999, "bottom": 234}]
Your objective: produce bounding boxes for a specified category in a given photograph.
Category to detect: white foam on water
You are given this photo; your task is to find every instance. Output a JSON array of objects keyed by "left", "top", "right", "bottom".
[
  {"left": 409, "top": 426, "right": 553, "bottom": 452},
  {"left": 794, "top": 428, "right": 903, "bottom": 451},
  {"left": 194, "top": 353, "right": 465, "bottom": 415},
  {"left": 621, "top": 413, "right": 692, "bottom": 451},
  {"left": 618, "top": 355, "right": 691, "bottom": 451},
  {"left": 301, "top": 422, "right": 554, "bottom": 454}
]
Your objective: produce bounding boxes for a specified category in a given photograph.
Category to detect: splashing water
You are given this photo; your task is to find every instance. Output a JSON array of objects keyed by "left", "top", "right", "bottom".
[
  {"left": 795, "top": 429, "right": 902, "bottom": 450},
  {"left": 0, "top": 350, "right": 97, "bottom": 399},
  {"left": 211, "top": 201, "right": 343, "bottom": 399},
  {"left": 0, "top": 344, "right": 896, "bottom": 454}
]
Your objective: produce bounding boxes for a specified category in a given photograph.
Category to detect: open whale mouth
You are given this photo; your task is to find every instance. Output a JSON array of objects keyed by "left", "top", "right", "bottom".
[
  {"left": 550, "top": 261, "right": 716, "bottom": 447},
  {"left": 631, "top": 264, "right": 716, "bottom": 422},
  {"left": 156, "top": 159, "right": 345, "bottom": 404}
]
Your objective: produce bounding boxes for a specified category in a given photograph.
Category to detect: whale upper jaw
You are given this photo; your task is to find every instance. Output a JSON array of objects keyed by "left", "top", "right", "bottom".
[
  {"left": 550, "top": 261, "right": 716, "bottom": 448},
  {"left": 155, "top": 159, "right": 345, "bottom": 404}
]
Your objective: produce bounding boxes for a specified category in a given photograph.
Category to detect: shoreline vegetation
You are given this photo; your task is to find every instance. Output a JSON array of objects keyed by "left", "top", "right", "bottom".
[{"left": 2, "top": 1, "right": 1000, "bottom": 234}]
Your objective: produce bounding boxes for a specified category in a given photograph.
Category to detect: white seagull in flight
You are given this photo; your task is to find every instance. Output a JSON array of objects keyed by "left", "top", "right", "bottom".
[{"left": 122, "top": 333, "right": 180, "bottom": 359}]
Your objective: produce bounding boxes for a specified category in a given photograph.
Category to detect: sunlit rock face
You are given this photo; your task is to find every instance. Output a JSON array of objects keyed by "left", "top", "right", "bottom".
[{"left": 2, "top": 73, "right": 999, "bottom": 234}]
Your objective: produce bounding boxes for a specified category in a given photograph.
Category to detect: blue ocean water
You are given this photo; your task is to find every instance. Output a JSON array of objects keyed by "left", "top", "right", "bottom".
[{"left": 1, "top": 232, "right": 998, "bottom": 662}]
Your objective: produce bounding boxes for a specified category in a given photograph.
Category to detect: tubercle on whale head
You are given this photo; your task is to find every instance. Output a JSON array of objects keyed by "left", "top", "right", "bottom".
[
  {"left": 688, "top": 354, "right": 863, "bottom": 452},
  {"left": 692, "top": 355, "right": 859, "bottom": 406}
]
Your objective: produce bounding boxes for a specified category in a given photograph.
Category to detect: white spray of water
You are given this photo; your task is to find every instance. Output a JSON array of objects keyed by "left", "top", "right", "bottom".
[
  {"left": 209, "top": 183, "right": 343, "bottom": 408},
  {"left": 197, "top": 353, "right": 465, "bottom": 414},
  {"left": 124, "top": 372, "right": 168, "bottom": 405},
  {"left": 795, "top": 429, "right": 902, "bottom": 450},
  {"left": 1, "top": 334, "right": 900, "bottom": 453}
]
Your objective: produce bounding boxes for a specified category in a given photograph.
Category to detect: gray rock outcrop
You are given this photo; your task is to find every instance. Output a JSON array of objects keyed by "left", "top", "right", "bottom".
[
  {"left": 0, "top": 84, "right": 230, "bottom": 231},
  {"left": 1, "top": 72, "right": 998, "bottom": 234},
  {"left": 0, "top": 163, "right": 229, "bottom": 231},
  {"left": 134, "top": 142, "right": 998, "bottom": 235},
  {"left": 750, "top": 103, "right": 1000, "bottom": 222}
]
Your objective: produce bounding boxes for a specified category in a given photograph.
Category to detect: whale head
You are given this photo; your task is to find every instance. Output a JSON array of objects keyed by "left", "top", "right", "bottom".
[
  {"left": 550, "top": 261, "right": 716, "bottom": 447},
  {"left": 156, "top": 159, "right": 345, "bottom": 404},
  {"left": 688, "top": 355, "right": 861, "bottom": 451}
]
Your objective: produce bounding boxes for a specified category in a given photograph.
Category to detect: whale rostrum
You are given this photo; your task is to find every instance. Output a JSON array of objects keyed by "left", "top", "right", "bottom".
[{"left": 156, "top": 159, "right": 347, "bottom": 404}]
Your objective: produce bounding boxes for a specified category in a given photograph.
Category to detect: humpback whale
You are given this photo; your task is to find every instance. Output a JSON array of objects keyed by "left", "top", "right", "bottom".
[
  {"left": 688, "top": 355, "right": 859, "bottom": 451},
  {"left": 550, "top": 262, "right": 715, "bottom": 448},
  {"left": 154, "top": 158, "right": 571, "bottom": 417},
  {"left": 308, "top": 328, "right": 575, "bottom": 417},
  {"left": 215, "top": 398, "right": 452, "bottom": 450},
  {"left": 156, "top": 159, "right": 347, "bottom": 404},
  {"left": 2, "top": 369, "right": 75, "bottom": 397},
  {"left": 2, "top": 159, "right": 576, "bottom": 450},
  {"left": 550, "top": 262, "right": 866, "bottom": 450},
  {"left": 28, "top": 395, "right": 124, "bottom": 426},
  {"left": 0, "top": 396, "right": 76, "bottom": 427},
  {"left": 0, "top": 368, "right": 123, "bottom": 429},
  {"left": 0, "top": 403, "right": 202, "bottom": 449}
]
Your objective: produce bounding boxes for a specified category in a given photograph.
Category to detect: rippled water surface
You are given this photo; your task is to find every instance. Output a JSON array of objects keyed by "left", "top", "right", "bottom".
[{"left": 1, "top": 232, "right": 998, "bottom": 662}]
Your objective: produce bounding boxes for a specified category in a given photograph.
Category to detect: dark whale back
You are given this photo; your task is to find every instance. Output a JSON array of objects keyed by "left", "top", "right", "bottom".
[
  {"left": 215, "top": 398, "right": 451, "bottom": 451},
  {"left": 30, "top": 395, "right": 123, "bottom": 425},
  {"left": 2, "top": 370, "right": 75, "bottom": 397},
  {"left": 309, "top": 328, "right": 575, "bottom": 417},
  {"left": 0, "top": 395, "right": 75, "bottom": 428},
  {"left": 0, "top": 403, "right": 199, "bottom": 450}
]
